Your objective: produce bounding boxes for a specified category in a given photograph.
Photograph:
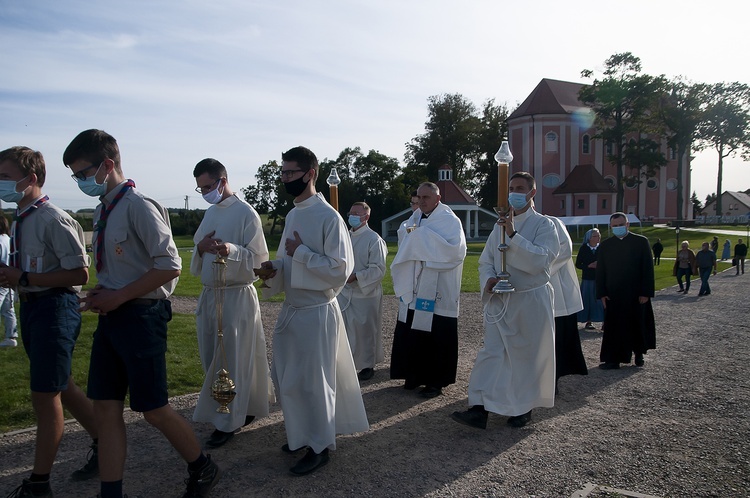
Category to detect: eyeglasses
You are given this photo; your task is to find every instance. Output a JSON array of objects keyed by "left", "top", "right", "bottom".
[
  {"left": 70, "top": 162, "right": 101, "bottom": 181},
  {"left": 195, "top": 178, "right": 222, "bottom": 194},
  {"left": 280, "top": 169, "right": 305, "bottom": 180}
]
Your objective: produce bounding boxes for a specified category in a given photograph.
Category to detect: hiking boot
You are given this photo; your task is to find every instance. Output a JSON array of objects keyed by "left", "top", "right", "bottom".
[
  {"left": 182, "top": 455, "right": 221, "bottom": 498},
  {"left": 6, "top": 479, "right": 53, "bottom": 497},
  {"left": 70, "top": 441, "right": 98, "bottom": 481}
]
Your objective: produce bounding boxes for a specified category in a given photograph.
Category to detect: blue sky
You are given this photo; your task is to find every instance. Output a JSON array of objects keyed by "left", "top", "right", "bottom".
[{"left": 1, "top": 0, "right": 749, "bottom": 211}]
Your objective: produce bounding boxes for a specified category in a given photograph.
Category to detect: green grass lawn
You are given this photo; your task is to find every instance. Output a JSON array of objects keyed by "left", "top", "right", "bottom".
[{"left": 0, "top": 225, "right": 735, "bottom": 432}]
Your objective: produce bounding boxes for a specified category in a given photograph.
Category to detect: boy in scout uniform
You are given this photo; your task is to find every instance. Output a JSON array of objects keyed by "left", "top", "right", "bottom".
[
  {"left": 63, "top": 130, "right": 220, "bottom": 498},
  {"left": 0, "top": 146, "right": 99, "bottom": 497}
]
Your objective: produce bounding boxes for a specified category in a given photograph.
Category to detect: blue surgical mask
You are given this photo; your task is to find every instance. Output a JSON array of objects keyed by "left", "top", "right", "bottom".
[
  {"left": 508, "top": 192, "right": 529, "bottom": 210},
  {"left": 348, "top": 214, "right": 363, "bottom": 228},
  {"left": 612, "top": 226, "right": 628, "bottom": 237},
  {"left": 0, "top": 176, "right": 29, "bottom": 203},
  {"left": 76, "top": 165, "right": 108, "bottom": 197}
]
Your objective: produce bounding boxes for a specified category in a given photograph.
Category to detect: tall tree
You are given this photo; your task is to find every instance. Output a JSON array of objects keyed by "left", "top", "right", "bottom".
[
  {"left": 695, "top": 82, "right": 750, "bottom": 216},
  {"left": 660, "top": 79, "right": 709, "bottom": 221},
  {"left": 405, "top": 93, "right": 482, "bottom": 184},
  {"left": 319, "top": 147, "right": 403, "bottom": 234},
  {"left": 242, "top": 160, "right": 292, "bottom": 235},
  {"left": 690, "top": 191, "right": 703, "bottom": 218},
  {"left": 471, "top": 99, "right": 510, "bottom": 208},
  {"left": 580, "top": 52, "right": 665, "bottom": 212}
]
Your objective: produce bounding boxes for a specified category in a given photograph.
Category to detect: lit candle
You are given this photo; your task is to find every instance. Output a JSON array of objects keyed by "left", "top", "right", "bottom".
[
  {"left": 494, "top": 140, "right": 513, "bottom": 210},
  {"left": 497, "top": 162, "right": 509, "bottom": 210}
]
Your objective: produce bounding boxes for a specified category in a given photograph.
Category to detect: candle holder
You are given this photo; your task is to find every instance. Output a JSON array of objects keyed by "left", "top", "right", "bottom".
[
  {"left": 492, "top": 140, "right": 515, "bottom": 294},
  {"left": 327, "top": 168, "right": 341, "bottom": 211}
]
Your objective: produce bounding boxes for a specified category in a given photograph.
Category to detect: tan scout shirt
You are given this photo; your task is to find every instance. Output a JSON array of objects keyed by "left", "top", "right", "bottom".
[
  {"left": 14, "top": 197, "right": 89, "bottom": 293},
  {"left": 93, "top": 182, "right": 181, "bottom": 299}
]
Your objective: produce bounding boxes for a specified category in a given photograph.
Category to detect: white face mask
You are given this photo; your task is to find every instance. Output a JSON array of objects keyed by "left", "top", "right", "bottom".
[{"left": 202, "top": 184, "right": 224, "bottom": 204}]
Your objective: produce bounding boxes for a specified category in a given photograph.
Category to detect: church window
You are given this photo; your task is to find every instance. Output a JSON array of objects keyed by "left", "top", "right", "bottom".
[
  {"left": 582, "top": 134, "right": 590, "bottom": 154},
  {"left": 545, "top": 132, "right": 558, "bottom": 153}
]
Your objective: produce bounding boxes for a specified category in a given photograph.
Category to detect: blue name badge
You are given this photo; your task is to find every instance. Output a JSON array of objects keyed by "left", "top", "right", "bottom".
[{"left": 415, "top": 298, "right": 435, "bottom": 312}]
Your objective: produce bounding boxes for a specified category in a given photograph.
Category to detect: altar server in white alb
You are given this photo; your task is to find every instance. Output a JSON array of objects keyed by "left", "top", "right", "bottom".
[
  {"left": 452, "top": 172, "right": 558, "bottom": 430},
  {"left": 390, "top": 182, "right": 466, "bottom": 399},
  {"left": 260, "top": 146, "right": 368, "bottom": 477},
  {"left": 190, "top": 158, "right": 274, "bottom": 449},
  {"left": 338, "top": 201, "right": 388, "bottom": 381},
  {"left": 546, "top": 214, "right": 588, "bottom": 385}
]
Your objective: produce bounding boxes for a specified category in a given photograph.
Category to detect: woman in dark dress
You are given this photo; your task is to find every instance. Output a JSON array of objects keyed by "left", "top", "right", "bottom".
[{"left": 576, "top": 228, "right": 604, "bottom": 329}]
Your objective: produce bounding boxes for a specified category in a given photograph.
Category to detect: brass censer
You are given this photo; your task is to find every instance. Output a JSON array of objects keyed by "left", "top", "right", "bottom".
[{"left": 210, "top": 255, "right": 236, "bottom": 413}]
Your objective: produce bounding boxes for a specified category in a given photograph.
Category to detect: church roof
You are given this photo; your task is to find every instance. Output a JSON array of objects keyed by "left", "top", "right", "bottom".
[
  {"left": 508, "top": 78, "right": 588, "bottom": 120},
  {"left": 437, "top": 177, "right": 476, "bottom": 205},
  {"left": 552, "top": 164, "right": 616, "bottom": 194}
]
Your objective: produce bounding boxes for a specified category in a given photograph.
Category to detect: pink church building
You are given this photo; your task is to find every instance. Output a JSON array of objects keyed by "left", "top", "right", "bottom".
[{"left": 507, "top": 78, "right": 692, "bottom": 223}]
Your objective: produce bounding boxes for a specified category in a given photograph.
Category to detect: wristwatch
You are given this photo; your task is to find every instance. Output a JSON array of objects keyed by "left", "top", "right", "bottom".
[
  {"left": 19, "top": 271, "right": 29, "bottom": 287},
  {"left": 509, "top": 230, "right": 518, "bottom": 239}
]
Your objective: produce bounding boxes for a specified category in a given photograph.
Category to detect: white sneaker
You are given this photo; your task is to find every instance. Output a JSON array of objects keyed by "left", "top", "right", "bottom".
[{"left": 0, "top": 338, "right": 17, "bottom": 347}]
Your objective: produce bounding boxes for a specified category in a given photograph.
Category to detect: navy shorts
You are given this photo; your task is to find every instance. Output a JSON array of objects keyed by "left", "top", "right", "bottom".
[
  {"left": 87, "top": 299, "right": 172, "bottom": 413},
  {"left": 20, "top": 291, "right": 81, "bottom": 393}
]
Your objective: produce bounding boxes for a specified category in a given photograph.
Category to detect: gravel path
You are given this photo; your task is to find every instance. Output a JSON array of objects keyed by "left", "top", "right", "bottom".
[{"left": 1, "top": 270, "right": 748, "bottom": 497}]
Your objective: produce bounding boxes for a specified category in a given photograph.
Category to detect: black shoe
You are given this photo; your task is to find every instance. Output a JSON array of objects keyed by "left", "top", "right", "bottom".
[
  {"left": 290, "top": 448, "right": 330, "bottom": 476},
  {"left": 282, "top": 443, "right": 308, "bottom": 454},
  {"left": 451, "top": 406, "right": 488, "bottom": 429},
  {"left": 243, "top": 416, "right": 255, "bottom": 427},
  {"left": 419, "top": 386, "right": 442, "bottom": 398},
  {"left": 7, "top": 479, "right": 53, "bottom": 497},
  {"left": 182, "top": 455, "right": 221, "bottom": 498},
  {"left": 205, "top": 429, "right": 235, "bottom": 449},
  {"left": 599, "top": 362, "right": 620, "bottom": 370},
  {"left": 357, "top": 368, "right": 375, "bottom": 381},
  {"left": 635, "top": 354, "right": 644, "bottom": 367},
  {"left": 403, "top": 380, "right": 419, "bottom": 390},
  {"left": 507, "top": 410, "right": 532, "bottom": 428},
  {"left": 70, "top": 441, "right": 99, "bottom": 481}
]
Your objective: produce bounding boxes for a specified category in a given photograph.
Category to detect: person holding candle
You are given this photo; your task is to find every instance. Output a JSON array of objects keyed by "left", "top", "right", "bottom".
[
  {"left": 390, "top": 182, "right": 467, "bottom": 399},
  {"left": 452, "top": 172, "right": 558, "bottom": 429}
]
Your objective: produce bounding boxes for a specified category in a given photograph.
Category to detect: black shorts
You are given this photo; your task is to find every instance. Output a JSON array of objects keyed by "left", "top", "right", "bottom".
[{"left": 87, "top": 299, "right": 172, "bottom": 412}]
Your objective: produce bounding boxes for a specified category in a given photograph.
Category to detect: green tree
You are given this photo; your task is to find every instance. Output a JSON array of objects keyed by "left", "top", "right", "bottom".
[
  {"left": 242, "top": 160, "right": 292, "bottom": 235},
  {"left": 695, "top": 82, "right": 750, "bottom": 215},
  {"left": 660, "top": 79, "right": 710, "bottom": 221},
  {"left": 580, "top": 52, "right": 665, "bottom": 212},
  {"left": 690, "top": 191, "right": 703, "bottom": 217},
  {"left": 471, "top": 99, "right": 510, "bottom": 208},
  {"left": 319, "top": 147, "right": 403, "bottom": 234},
  {"left": 405, "top": 93, "right": 482, "bottom": 184}
]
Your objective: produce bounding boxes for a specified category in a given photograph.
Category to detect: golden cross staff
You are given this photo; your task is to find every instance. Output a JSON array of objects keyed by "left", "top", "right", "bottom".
[{"left": 210, "top": 255, "right": 236, "bottom": 413}]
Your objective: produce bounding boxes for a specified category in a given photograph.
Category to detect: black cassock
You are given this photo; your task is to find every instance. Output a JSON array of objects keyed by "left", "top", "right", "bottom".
[{"left": 596, "top": 232, "right": 656, "bottom": 364}]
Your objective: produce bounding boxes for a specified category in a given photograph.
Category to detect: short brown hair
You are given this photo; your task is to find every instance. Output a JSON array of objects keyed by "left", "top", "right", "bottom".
[
  {"left": 0, "top": 146, "right": 47, "bottom": 187},
  {"left": 510, "top": 171, "right": 535, "bottom": 190},
  {"left": 63, "top": 129, "right": 122, "bottom": 173}
]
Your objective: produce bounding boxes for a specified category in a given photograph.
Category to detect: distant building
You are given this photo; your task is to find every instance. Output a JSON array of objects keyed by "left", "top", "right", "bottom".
[
  {"left": 700, "top": 190, "right": 750, "bottom": 223},
  {"left": 507, "top": 78, "right": 691, "bottom": 223},
  {"left": 380, "top": 165, "right": 496, "bottom": 240}
]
